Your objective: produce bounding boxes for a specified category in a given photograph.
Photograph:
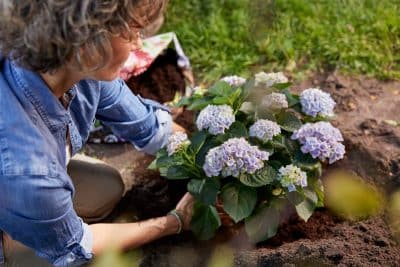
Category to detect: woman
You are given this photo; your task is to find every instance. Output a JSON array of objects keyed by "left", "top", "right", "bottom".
[{"left": 0, "top": 1, "right": 194, "bottom": 266}]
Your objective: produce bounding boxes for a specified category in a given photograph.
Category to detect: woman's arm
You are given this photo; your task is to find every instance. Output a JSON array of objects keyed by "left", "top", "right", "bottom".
[
  {"left": 90, "top": 215, "right": 178, "bottom": 253},
  {"left": 90, "top": 192, "right": 194, "bottom": 255}
]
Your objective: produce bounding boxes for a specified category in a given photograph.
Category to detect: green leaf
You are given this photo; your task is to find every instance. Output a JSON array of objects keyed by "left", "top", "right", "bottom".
[
  {"left": 270, "top": 135, "right": 286, "bottom": 150},
  {"left": 245, "top": 198, "right": 287, "bottom": 243},
  {"left": 187, "top": 178, "right": 220, "bottom": 205},
  {"left": 221, "top": 182, "right": 257, "bottom": 223},
  {"left": 188, "top": 97, "right": 213, "bottom": 110},
  {"left": 294, "top": 151, "right": 321, "bottom": 171},
  {"left": 276, "top": 111, "right": 302, "bottom": 132},
  {"left": 231, "top": 88, "right": 244, "bottom": 109},
  {"left": 273, "top": 82, "right": 292, "bottom": 90},
  {"left": 166, "top": 166, "right": 191, "bottom": 180},
  {"left": 308, "top": 178, "right": 325, "bottom": 207},
  {"left": 284, "top": 137, "right": 300, "bottom": 155},
  {"left": 148, "top": 149, "right": 184, "bottom": 170},
  {"left": 239, "top": 165, "right": 277, "bottom": 187},
  {"left": 147, "top": 158, "right": 158, "bottom": 170},
  {"left": 156, "top": 155, "right": 183, "bottom": 168},
  {"left": 176, "top": 96, "right": 192, "bottom": 107},
  {"left": 287, "top": 189, "right": 318, "bottom": 222},
  {"left": 191, "top": 202, "right": 221, "bottom": 240},
  {"left": 209, "top": 81, "right": 232, "bottom": 96},
  {"left": 195, "top": 139, "right": 220, "bottom": 168},
  {"left": 268, "top": 160, "right": 283, "bottom": 170},
  {"left": 282, "top": 89, "right": 300, "bottom": 107},
  {"left": 225, "top": 121, "right": 248, "bottom": 138},
  {"left": 212, "top": 96, "right": 231, "bottom": 105},
  {"left": 159, "top": 166, "right": 168, "bottom": 177},
  {"left": 189, "top": 131, "right": 208, "bottom": 154}
]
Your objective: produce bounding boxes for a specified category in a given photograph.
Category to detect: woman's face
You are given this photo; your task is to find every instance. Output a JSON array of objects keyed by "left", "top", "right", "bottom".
[{"left": 87, "top": 34, "right": 142, "bottom": 81}]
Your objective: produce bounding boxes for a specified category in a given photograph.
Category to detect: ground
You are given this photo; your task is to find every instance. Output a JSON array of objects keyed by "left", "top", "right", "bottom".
[{"left": 84, "top": 54, "right": 400, "bottom": 266}]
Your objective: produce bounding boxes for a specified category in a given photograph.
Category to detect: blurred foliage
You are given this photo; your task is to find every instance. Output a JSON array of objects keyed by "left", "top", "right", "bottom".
[
  {"left": 325, "top": 171, "right": 384, "bottom": 220},
  {"left": 207, "top": 245, "right": 235, "bottom": 267},
  {"left": 90, "top": 249, "right": 140, "bottom": 267},
  {"left": 162, "top": 0, "right": 400, "bottom": 83},
  {"left": 389, "top": 190, "right": 400, "bottom": 242}
]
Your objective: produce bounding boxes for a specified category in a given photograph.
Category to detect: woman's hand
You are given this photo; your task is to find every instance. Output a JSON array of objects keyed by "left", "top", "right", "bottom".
[{"left": 175, "top": 192, "right": 194, "bottom": 230}]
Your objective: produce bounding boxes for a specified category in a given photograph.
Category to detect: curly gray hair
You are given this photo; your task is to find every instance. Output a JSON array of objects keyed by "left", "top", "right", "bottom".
[{"left": 0, "top": 0, "right": 166, "bottom": 73}]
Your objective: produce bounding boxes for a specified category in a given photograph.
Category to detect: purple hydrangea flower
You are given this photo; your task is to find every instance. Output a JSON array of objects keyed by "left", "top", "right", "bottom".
[
  {"left": 291, "top": 122, "right": 345, "bottom": 164},
  {"left": 221, "top": 75, "right": 246, "bottom": 87},
  {"left": 278, "top": 164, "right": 308, "bottom": 192},
  {"left": 167, "top": 132, "right": 190, "bottom": 156},
  {"left": 300, "top": 88, "right": 336, "bottom": 117},
  {"left": 261, "top": 93, "right": 289, "bottom": 110},
  {"left": 249, "top": 119, "right": 281, "bottom": 142},
  {"left": 196, "top": 104, "right": 235, "bottom": 135},
  {"left": 254, "top": 72, "right": 288, "bottom": 87},
  {"left": 203, "top": 138, "right": 270, "bottom": 177}
]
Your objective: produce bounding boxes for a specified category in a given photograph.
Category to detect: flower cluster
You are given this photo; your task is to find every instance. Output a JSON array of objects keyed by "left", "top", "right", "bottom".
[
  {"left": 196, "top": 104, "right": 235, "bottom": 135},
  {"left": 278, "top": 164, "right": 308, "bottom": 192},
  {"left": 249, "top": 119, "right": 281, "bottom": 142},
  {"left": 221, "top": 75, "right": 246, "bottom": 87},
  {"left": 261, "top": 92, "right": 289, "bottom": 110},
  {"left": 167, "top": 132, "right": 190, "bottom": 156},
  {"left": 291, "top": 122, "right": 345, "bottom": 164},
  {"left": 203, "top": 138, "right": 270, "bottom": 178},
  {"left": 255, "top": 72, "right": 288, "bottom": 88},
  {"left": 300, "top": 88, "right": 336, "bottom": 118}
]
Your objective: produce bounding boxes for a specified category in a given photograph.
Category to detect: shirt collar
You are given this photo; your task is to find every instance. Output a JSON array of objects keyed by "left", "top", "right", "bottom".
[{"left": 8, "top": 61, "right": 76, "bottom": 132}]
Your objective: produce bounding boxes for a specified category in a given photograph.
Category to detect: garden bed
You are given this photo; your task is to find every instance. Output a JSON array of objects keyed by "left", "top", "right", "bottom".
[{"left": 85, "top": 56, "right": 400, "bottom": 266}]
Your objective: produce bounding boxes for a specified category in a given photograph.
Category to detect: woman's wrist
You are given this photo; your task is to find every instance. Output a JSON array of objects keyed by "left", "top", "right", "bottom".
[
  {"left": 167, "top": 210, "right": 183, "bottom": 234},
  {"left": 164, "top": 214, "right": 181, "bottom": 235}
]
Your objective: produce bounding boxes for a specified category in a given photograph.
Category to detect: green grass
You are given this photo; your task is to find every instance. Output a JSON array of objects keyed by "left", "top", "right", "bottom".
[{"left": 162, "top": 0, "right": 400, "bottom": 82}]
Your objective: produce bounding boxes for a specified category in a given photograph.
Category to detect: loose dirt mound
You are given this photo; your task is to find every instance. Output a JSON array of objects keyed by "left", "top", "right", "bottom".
[
  {"left": 126, "top": 48, "right": 186, "bottom": 103},
  {"left": 85, "top": 63, "right": 400, "bottom": 266}
]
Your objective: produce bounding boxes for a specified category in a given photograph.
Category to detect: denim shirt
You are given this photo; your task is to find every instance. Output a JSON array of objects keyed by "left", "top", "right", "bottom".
[{"left": 0, "top": 59, "right": 172, "bottom": 266}]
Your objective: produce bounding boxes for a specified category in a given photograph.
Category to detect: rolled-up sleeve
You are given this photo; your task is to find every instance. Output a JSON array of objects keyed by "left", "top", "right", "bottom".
[
  {"left": 96, "top": 79, "right": 172, "bottom": 154},
  {"left": 0, "top": 175, "right": 93, "bottom": 267}
]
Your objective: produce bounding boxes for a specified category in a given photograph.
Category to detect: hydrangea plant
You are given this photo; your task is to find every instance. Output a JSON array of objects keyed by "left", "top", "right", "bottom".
[{"left": 149, "top": 72, "right": 345, "bottom": 242}]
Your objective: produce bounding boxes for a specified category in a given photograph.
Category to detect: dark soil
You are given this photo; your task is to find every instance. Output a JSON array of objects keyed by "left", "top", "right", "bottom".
[
  {"left": 126, "top": 48, "right": 186, "bottom": 104},
  {"left": 126, "top": 47, "right": 196, "bottom": 132},
  {"left": 85, "top": 55, "right": 400, "bottom": 266}
]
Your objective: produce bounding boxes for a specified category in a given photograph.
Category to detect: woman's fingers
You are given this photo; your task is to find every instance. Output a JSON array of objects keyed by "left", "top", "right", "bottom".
[{"left": 175, "top": 192, "right": 194, "bottom": 230}]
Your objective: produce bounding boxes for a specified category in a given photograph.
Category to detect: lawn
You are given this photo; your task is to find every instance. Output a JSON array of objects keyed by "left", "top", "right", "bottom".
[{"left": 162, "top": 0, "right": 400, "bottom": 82}]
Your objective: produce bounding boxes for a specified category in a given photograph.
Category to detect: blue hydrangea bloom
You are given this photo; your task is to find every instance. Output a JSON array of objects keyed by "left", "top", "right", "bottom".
[
  {"left": 196, "top": 104, "right": 235, "bottom": 135},
  {"left": 278, "top": 164, "right": 308, "bottom": 192},
  {"left": 220, "top": 75, "right": 246, "bottom": 87},
  {"left": 300, "top": 88, "right": 336, "bottom": 117},
  {"left": 291, "top": 122, "right": 345, "bottom": 164},
  {"left": 249, "top": 119, "right": 281, "bottom": 142},
  {"left": 203, "top": 137, "right": 270, "bottom": 177},
  {"left": 167, "top": 132, "right": 190, "bottom": 156}
]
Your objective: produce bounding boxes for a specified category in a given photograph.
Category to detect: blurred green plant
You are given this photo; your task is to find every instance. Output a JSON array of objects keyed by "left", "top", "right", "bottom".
[
  {"left": 325, "top": 171, "right": 384, "bottom": 220},
  {"left": 163, "top": 0, "right": 400, "bottom": 82},
  {"left": 389, "top": 190, "right": 400, "bottom": 242},
  {"left": 207, "top": 245, "right": 235, "bottom": 267},
  {"left": 90, "top": 249, "right": 140, "bottom": 267}
]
